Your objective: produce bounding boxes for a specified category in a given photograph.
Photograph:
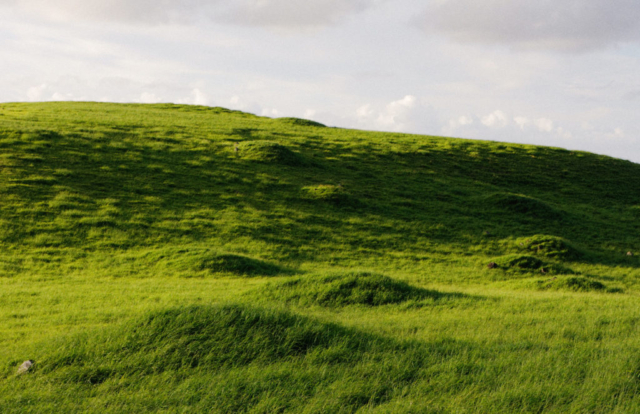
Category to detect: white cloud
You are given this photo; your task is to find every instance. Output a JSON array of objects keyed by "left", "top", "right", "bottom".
[
  {"left": 1, "top": 0, "right": 382, "bottom": 28},
  {"left": 513, "top": 116, "right": 530, "bottom": 130},
  {"left": 177, "top": 89, "right": 210, "bottom": 106},
  {"left": 375, "top": 95, "right": 417, "bottom": 129},
  {"left": 261, "top": 108, "right": 280, "bottom": 117},
  {"left": 26, "top": 84, "right": 47, "bottom": 101},
  {"left": 535, "top": 118, "right": 554, "bottom": 132},
  {"left": 353, "top": 96, "right": 440, "bottom": 133},
  {"left": 220, "top": 0, "right": 381, "bottom": 29},
  {"left": 417, "top": 0, "right": 640, "bottom": 52},
  {"left": 481, "top": 110, "right": 508, "bottom": 128},
  {"left": 608, "top": 127, "right": 625, "bottom": 139},
  {"left": 556, "top": 127, "right": 572, "bottom": 139},
  {"left": 138, "top": 92, "right": 161, "bottom": 103},
  {"left": 51, "top": 92, "right": 74, "bottom": 101},
  {"left": 457, "top": 115, "right": 473, "bottom": 126},
  {"left": 442, "top": 115, "right": 474, "bottom": 136},
  {"left": 354, "top": 95, "right": 440, "bottom": 133}
]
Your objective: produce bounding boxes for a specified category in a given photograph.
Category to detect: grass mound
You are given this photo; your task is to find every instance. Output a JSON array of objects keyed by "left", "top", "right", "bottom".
[
  {"left": 236, "top": 141, "right": 305, "bottom": 165},
  {"left": 197, "top": 252, "right": 282, "bottom": 276},
  {"left": 13, "top": 305, "right": 433, "bottom": 412},
  {"left": 260, "top": 271, "right": 454, "bottom": 307},
  {"left": 515, "top": 235, "right": 583, "bottom": 260},
  {"left": 301, "top": 184, "right": 356, "bottom": 207},
  {"left": 488, "top": 254, "right": 574, "bottom": 275},
  {"left": 276, "top": 117, "right": 326, "bottom": 128},
  {"left": 484, "top": 193, "right": 562, "bottom": 220},
  {"left": 532, "top": 276, "right": 616, "bottom": 293}
]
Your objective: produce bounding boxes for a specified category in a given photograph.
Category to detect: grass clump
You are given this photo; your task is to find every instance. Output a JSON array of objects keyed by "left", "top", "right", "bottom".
[
  {"left": 197, "top": 252, "right": 282, "bottom": 277},
  {"left": 276, "top": 117, "right": 326, "bottom": 128},
  {"left": 236, "top": 141, "right": 305, "bottom": 165},
  {"left": 259, "top": 271, "right": 453, "bottom": 307},
  {"left": 515, "top": 235, "right": 583, "bottom": 261},
  {"left": 488, "top": 254, "right": 574, "bottom": 275},
  {"left": 531, "top": 276, "right": 618, "bottom": 293},
  {"left": 301, "top": 184, "right": 355, "bottom": 206},
  {"left": 484, "top": 193, "right": 563, "bottom": 220}
]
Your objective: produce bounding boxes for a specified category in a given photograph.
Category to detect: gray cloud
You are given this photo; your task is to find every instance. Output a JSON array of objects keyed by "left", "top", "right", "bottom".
[
  {"left": 220, "top": 0, "right": 376, "bottom": 29},
  {"left": 1, "top": 0, "right": 379, "bottom": 28},
  {"left": 624, "top": 90, "right": 640, "bottom": 100},
  {"left": 417, "top": 0, "right": 640, "bottom": 52}
]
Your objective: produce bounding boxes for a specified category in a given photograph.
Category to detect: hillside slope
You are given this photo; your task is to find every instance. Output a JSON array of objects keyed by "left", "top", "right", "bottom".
[{"left": 1, "top": 102, "right": 640, "bottom": 413}]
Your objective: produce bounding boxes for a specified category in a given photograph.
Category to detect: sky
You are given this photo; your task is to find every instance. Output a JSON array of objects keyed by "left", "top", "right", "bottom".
[{"left": 1, "top": 0, "right": 639, "bottom": 162}]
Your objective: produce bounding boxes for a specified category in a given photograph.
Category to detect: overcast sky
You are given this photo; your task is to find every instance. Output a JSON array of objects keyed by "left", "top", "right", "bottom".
[{"left": 1, "top": 0, "right": 639, "bottom": 162}]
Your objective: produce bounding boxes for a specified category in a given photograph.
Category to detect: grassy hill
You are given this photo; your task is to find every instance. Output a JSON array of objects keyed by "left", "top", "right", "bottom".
[{"left": 1, "top": 101, "right": 640, "bottom": 413}]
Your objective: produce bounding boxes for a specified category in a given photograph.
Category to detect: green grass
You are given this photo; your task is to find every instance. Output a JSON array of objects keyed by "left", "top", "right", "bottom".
[{"left": 1, "top": 101, "right": 640, "bottom": 412}]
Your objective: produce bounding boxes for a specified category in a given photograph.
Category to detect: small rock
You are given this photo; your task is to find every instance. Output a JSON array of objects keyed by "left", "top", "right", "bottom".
[
  {"left": 17, "top": 360, "right": 33, "bottom": 375},
  {"left": 487, "top": 262, "right": 497, "bottom": 269}
]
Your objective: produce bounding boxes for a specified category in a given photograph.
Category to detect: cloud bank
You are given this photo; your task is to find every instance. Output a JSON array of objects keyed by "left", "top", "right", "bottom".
[
  {"left": 417, "top": 0, "right": 640, "bottom": 52},
  {"left": 1, "top": 0, "right": 380, "bottom": 28}
]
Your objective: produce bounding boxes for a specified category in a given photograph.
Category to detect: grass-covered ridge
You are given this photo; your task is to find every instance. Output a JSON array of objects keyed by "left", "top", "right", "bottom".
[{"left": 1, "top": 101, "right": 640, "bottom": 413}]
